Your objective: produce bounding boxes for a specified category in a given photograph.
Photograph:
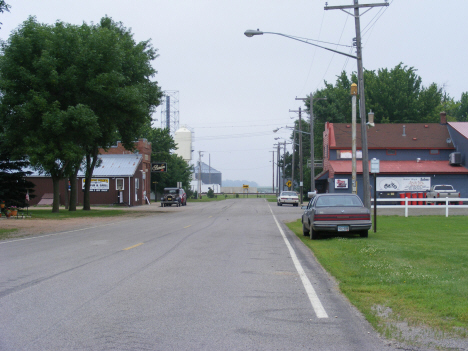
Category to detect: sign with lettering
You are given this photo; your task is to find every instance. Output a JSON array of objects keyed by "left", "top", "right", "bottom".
[
  {"left": 335, "top": 179, "right": 349, "bottom": 189},
  {"left": 152, "top": 162, "right": 167, "bottom": 173},
  {"left": 377, "top": 177, "right": 431, "bottom": 192},
  {"left": 82, "top": 178, "right": 109, "bottom": 192}
]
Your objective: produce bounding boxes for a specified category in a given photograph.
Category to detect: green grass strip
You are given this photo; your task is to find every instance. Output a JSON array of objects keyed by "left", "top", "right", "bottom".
[{"left": 287, "top": 216, "right": 468, "bottom": 339}]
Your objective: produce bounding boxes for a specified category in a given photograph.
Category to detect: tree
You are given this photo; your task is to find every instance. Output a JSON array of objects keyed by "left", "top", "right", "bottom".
[
  {"left": 0, "top": 16, "right": 162, "bottom": 211},
  {"left": 0, "top": 135, "right": 35, "bottom": 208},
  {"left": 142, "top": 128, "right": 192, "bottom": 195},
  {"left": 456, "top": 92, "right": 468, "bottom": 121},
  {"left": 0, "top": 1, "right": 10, "bottom": 28}
]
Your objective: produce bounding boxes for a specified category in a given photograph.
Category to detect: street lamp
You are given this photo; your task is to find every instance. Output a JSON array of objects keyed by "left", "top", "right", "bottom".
[{"left": 244, "top": 27, "right": 371, "bottom": 208}]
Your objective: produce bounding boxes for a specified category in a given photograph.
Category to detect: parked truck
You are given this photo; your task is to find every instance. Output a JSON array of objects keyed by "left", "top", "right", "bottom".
[{"left": 426, "top": 185, "right": 461, "bottom": 204}]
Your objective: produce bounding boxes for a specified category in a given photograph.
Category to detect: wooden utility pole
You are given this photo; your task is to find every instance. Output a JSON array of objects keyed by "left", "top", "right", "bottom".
[{"left": 325, "top": 0, "right": 389, "bottom": 209}]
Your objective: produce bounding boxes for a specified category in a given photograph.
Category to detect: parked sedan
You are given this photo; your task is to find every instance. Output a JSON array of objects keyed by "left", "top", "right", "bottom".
[
  {"left": 277, "top": 191, "right": 299, "bottom": 207},
  {"left": 301, "top": 194, "right": 371, "bottom": 239}
]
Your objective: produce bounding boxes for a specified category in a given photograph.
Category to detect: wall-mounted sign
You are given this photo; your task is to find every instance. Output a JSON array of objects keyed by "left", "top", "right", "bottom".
[
  {"left": 82, "top": 178, "right": 109, "bottom": 192},
  {"left": 377, "top": 177, "right": 431, "bottom": 192},
  {"left": 338, "top": 150, "right": 362, "bottom": 159},
  {"left": 335, "top": 179, "right": 349, "bottom": 189},
  {"left": 152, "top": 162, "right": 167, "bottom": 173}
]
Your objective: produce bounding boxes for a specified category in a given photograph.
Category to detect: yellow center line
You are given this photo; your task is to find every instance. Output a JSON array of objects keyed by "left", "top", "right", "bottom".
[
  {"left": 208, "top": 216, "right": 213, "bottom": 218},
  {"left": 123, "top": 243, "right": 144, "bottom": 251},
  {"left": 184, "top": 225, "right": 192, "bottom": 228}
]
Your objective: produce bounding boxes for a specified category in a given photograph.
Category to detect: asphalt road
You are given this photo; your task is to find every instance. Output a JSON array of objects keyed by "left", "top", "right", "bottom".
[{"left": 0, "top": 199, "right": 398, "bottom": 351}]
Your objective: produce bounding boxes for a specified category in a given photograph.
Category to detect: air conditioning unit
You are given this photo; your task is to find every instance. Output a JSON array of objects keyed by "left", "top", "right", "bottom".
[{"left": 449, "top": 152, "right": 462, "bottom": 165}]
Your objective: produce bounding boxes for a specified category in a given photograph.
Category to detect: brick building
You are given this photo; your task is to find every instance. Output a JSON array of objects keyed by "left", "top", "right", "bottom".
[
  {"left": 27, "top": 139, "right": 152, "bottom": 206},
  {"left": 317, "top": 113, "right": 468, "bottom": 201}
]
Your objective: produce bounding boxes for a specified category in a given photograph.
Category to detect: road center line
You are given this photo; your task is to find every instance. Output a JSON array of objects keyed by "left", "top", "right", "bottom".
[
  {"left": 184, "top": 225, "right": 192, "bottom": 228},
  {"left": 123, "top": 243, "right": 143, "bottom": 251},
  {"left": 269, "top": 206, "right": 328, "bottom": 319}
]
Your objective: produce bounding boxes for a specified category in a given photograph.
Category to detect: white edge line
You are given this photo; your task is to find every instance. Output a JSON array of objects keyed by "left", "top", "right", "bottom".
[{"left": 269, "top": 206, "right": 328, "bottom": 319}]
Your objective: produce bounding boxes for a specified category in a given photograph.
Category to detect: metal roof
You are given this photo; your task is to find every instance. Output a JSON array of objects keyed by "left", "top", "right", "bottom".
[
  {"left": 26, "top": 154, "right": 142, "bottom": 177},
  {"left": 329, "top": 160, "right": 468, "bottom": 174},
  {"left": 448, "top": 122, "right": 468, "bottom": 140},
  {"left": 193, "top": 161, "right": 221, "bottom": 174},
  {"left": 78, "top": 154, "right": 142, "bottom": 177}
]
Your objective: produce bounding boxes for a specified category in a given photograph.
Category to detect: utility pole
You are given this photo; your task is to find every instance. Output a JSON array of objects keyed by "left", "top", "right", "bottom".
[
  {"left": 270, "top": 150, "right": 275, "bottom": 194},
  {"left": 198, "top": 151, "right": 203, "bottom": 199},
  {"left": 291, "top": 129, "right": 296, "bottom": 191},
  {"left": 297, "top": 96, "right": 326, "bottom": 195},
  {"left": 351, "top": 83, "right": 358, "bottom": 194},
  {"left": 325, "top": 0, "right": 388, "bottom": 209},
  {"left": 290, "top": 106, "right": 304, "bottom": 204},
  {"left": 276, "top": 143, "right": 280, "bottom": 196},
  {"left": 283, "top": 140, "right": 286, "bottom": 191}
]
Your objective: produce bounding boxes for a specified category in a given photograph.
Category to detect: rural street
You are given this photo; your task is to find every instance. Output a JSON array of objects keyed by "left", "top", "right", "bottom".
[{"left": 0, "top": 199, "right": 397, "bottom": 350}]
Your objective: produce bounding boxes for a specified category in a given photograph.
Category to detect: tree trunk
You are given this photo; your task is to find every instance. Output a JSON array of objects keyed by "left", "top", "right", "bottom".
[
  {"left": 69, "top": 166, "right": 79, "bottom": 211},
  {"left": 64, "top": 178, "right": 69, "bottom": 210},
  {"left": 52, "top": 176, "right": 60, "bottom": 213},
  {"left": 83, "top": 151, "right": 98, "bottom": 211}
]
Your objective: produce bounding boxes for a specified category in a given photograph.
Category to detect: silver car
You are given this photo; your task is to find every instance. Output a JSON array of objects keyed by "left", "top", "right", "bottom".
[
  {"left": 277, "top": 191, "right": 299, "bottom": 207},
  {"left": 301, "top": 194, "right": 371, "bottom": 240}
]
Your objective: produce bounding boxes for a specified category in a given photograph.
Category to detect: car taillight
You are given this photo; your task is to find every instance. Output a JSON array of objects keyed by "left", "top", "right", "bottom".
[{"left": 314, "top": 214, "right": 370, "bottom": 221}]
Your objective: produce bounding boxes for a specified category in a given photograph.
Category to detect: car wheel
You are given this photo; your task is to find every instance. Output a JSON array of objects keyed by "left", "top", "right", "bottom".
[
  {"left": 310, "top": 227, "right": 319, "bottom": 240},
  {"left": 302, "top": 221, "right": 310, "bottom": 236},
  {"left": 360, "top": 230, "right": 368, "bottom": 238}
]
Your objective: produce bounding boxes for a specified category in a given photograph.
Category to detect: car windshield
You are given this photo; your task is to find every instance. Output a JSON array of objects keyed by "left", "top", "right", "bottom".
[
  {"left": 281, "top": 192, "right": 297, "bottom": 196},
  {"left": 315, "top": 195, "right": 362, "bottom": 207},
  {"left": 164, "top": 189, "right": 177, "bottom": 194}
]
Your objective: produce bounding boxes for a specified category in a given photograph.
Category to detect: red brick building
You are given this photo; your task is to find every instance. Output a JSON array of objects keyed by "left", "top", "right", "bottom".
[{"left": 27, "top": 139, "right": 152, "bottom": 206}]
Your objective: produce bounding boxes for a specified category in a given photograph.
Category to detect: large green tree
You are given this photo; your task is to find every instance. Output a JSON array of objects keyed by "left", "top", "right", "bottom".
[{"left": 0, "top": 17, "right": 162, "bottom": 211}]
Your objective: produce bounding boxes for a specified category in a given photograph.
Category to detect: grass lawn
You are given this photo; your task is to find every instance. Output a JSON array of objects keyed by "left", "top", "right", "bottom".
[
  {"left": 287, "top": 216, "right": 468, "bottom": 341},
  {"left": 0, "top": 228, "right": 18, "bottom": 240}
]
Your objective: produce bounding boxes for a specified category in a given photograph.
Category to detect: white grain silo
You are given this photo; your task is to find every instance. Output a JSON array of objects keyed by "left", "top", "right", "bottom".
[{"left": 174, "top": 126, "right": 192, "bottom": 163}]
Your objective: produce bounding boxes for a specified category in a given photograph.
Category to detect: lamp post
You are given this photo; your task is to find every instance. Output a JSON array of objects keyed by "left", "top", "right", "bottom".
[{"left": 244, "top": 27, "right": 371, "bottom": 208}]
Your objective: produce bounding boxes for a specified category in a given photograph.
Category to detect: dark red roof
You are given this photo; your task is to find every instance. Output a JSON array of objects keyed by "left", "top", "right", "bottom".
[
  {"left": 329, "top": 160, "right": 468, "bottom": 174},
  {"left": 330, "top": 123, "right": 455, "bottom": 149}
]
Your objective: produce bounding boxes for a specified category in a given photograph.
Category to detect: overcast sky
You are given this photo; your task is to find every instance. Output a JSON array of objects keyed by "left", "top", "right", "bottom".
[{"left": 2, "top": 1, "right": 467, "bottom": 186}]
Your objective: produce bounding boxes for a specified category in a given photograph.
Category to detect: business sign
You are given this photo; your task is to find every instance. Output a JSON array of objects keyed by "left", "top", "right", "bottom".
[
  {"left": 335, "top": 179, "right": 349, "bottom": 189},
  {"left": 82, "top": 178, "right": 109, "bottom": 192},
  {"left": 152, "top": 162, "right": 167, "bottom": 173},
  {"left": 377, "top": 177, "right": 431, "bottom": 192}
]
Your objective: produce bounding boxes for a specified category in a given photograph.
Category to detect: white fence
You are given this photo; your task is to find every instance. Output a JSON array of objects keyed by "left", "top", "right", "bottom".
[{"left": 372, "top": 197, "right": 468, "bottom": 217}]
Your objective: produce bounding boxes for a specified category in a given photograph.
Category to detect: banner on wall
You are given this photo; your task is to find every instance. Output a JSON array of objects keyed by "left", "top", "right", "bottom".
[
  {"left": 82, "top": 178, "right": 110, "bottom": 192},
  {"left": 376, "top": 177, "right": 431, "bottom": 192}
]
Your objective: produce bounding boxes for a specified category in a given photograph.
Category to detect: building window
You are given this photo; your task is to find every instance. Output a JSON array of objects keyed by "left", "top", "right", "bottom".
[
  {"left": 430, "top": 149, "right": 439, "bottom": 155},
  {"left": 135, "top": 178, "right": 140, "bottom": 189},
  {"left": 116, "top": 178, "right": 124, "bottom": 190},
  {"left": 386, "top": 149, "right": 397, "bottom": 156}
]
